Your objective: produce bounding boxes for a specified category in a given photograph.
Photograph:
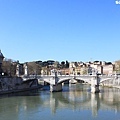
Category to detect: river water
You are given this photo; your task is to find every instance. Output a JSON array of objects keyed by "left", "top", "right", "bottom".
[{"left": 0, "top": 84, "right": 120, "bottom": 120}]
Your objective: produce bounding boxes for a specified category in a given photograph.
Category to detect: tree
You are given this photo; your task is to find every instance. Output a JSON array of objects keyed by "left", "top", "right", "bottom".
[
  {"left": 53, "top": 61, "right": 59, "bottom": 68},
  {"left": 82, "top": 68, "right": 87, "bottom": 75},
  {"left": 65, "top": 60, "right": 69, "bottom": 68},
  {"left": 2, "top": 58, "right": 17, "bottom": 76},
  {"left": 75, "top": 62, "right": 78, "bottom": 67},
  {"left": 28, "top": 62, "right": 42, "bottom": 75},
  {"left": 114, "top": 60, "right": 120, "bottom": 74},
  {"left": 42, "top": 61, "right": 48, "bottom": 67},
  {"left": 61, "top": 61, "right": 65, "bottom": 68}
]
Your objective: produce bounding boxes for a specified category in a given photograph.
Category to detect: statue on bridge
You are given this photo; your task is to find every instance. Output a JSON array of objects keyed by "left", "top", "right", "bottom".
[{"left": 24, "top": 63, "right": 29, "bottom": 76}]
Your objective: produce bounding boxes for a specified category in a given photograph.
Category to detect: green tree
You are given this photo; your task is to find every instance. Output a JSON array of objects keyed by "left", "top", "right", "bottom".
[
  {"left": 82, "top": 69, "right": 87, "bottom": 75},
  {"left": 53, "top": 61, "right": 59, "bottom": 68},
  {"left": 65, "top": 60, "right": 69, "bottom": 68},
  {"left": 61, "top": 61, "right": 65, "bottom": 68}
]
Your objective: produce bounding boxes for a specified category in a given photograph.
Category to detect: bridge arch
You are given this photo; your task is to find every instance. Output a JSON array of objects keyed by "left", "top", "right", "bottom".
[
  {"left": 100, "top": 78, "right": 113, "bottom": 83},
  {"left": 57, "top": 77, "right": 73, "bottom": 84},
  {"left": 42, "top": 78, "right": 51, "bottom": 84},
  {"left": 74, "top": 77, "right": 92, "bottom": 84}
]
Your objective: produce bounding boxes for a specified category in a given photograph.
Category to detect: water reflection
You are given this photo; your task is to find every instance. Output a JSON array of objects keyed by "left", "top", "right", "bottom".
[
  {"left": 0, "top": 84, "right": 120, "bottom": 120},
  {"left": 45, "top": 85, "right": 120, "bottom": 116}
]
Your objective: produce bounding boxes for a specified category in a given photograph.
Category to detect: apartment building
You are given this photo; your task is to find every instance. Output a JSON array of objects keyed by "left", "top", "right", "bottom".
[
  {"left": 102, "top": 64, "right": 114, "bottom": 75},
  {"left": 60, "top": 68, "right": 70, "bottom": 75}
]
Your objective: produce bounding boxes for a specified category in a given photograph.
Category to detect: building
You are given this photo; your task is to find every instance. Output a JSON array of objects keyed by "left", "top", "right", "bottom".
[
  {"left": 60, "top": 68, "right": 70, "bottom": 75},
  {"left": 102, "top": 64, "right": 114, "bottom": 75},
  {"left": 74, "top": 67, "right": 81, "bottom": 75}
]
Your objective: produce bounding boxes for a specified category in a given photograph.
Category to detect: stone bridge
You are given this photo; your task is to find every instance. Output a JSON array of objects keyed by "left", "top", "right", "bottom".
[{"left": 23, "top": 73, "right": 120, "bottom": 93}]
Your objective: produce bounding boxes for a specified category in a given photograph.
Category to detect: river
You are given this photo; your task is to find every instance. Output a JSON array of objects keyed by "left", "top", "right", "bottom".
[{"left": 0, "top": 84, "right": 120, "bottom": 120}]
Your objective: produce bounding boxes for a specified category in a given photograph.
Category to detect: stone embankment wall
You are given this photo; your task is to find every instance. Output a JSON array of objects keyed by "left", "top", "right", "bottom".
[
  {"left": 0, "top": 77, "right": 22, "bottom": 91},
  {"left": 0, "top": 77, "right": 38, "bottom": 93}
]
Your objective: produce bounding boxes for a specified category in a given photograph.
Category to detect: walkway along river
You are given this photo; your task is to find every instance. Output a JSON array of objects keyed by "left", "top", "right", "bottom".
[{"left": 0, "top": 84, "right": 120, "bottom": 120}]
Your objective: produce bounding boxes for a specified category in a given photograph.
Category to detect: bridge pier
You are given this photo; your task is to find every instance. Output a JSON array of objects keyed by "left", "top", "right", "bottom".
[
  {"left": 50, "top": 71, "right": 62, "bottom": 92},
  {"left": 91, "top": 75, "right": 100, "bottom": 93},
  {"left": 50, "top": 84, "right": 62, "bottom": 92}
]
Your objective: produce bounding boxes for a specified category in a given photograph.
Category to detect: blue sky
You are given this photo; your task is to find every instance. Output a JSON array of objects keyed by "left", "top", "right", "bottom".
[{"left": 0, "top": 0, "right": 120, "bottom": 63}]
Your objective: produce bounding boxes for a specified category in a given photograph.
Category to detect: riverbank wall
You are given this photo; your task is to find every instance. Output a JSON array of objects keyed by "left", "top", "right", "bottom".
[{"left": 0, "top": 76, "right": 40, "bottom": 94}]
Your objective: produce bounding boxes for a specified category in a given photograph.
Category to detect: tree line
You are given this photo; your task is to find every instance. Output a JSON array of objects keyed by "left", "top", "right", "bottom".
[{"left": 1, "top": 59, "right": 70, "bottom": 76}]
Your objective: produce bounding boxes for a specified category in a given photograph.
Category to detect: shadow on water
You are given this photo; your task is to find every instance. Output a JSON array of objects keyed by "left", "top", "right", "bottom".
[
  {"left": 0, "top": 89, "right": 41, "bottom": 99},
  {"left": 42, "top": 85, "right": 50, "bottom": 91}
]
